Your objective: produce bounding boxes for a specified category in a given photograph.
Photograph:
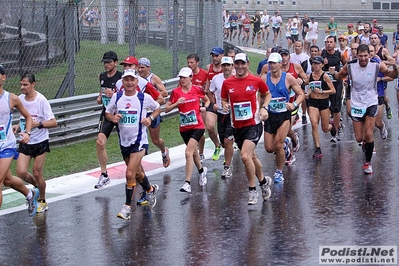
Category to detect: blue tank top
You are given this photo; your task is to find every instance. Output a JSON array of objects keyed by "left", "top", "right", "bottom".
[{"left": 266, "top": 72, "right": 290, "bottom": 100}]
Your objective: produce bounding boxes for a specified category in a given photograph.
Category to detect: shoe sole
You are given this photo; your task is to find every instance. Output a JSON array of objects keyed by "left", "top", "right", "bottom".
[
  {"left": 117, "top": 214, "right": 131, "bottom": 220},
  {"left": 180, "top": 188, "right": 191, "bottom": 193},
  {"left": 29, "top": 189, "right": 40, "bottom": 217},
  {"left": 37, "top": 206, "right": 49, "bottom": 213}
]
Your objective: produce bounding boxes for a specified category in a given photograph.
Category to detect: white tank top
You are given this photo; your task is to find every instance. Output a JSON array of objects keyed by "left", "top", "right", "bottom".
[{"left": 0, "top": 90, "right": 16, "bottom": 151}]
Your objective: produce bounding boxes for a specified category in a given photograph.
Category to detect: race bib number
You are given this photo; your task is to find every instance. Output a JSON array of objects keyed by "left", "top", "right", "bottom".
[
  {"left": 291, "top": 28, "right": 298, "bottom": 35},
  {"left": 351, "top": 107, "right": 366, "bottom": 118},
  {"left": 244, "top": 24, "right": 250, "bottom": 29},
  {"left": 102, "top": 95, "right": 111, "bottom": 107},
  {"left": 327, "top": 73, "right": 336, "bottom": 83},
  {"left": 309, "top": 81, "right": 322, "bottom": 91},
  {"left": 118, "top": 109, "right": 138, "bottom": 126},
  {"left": 273, "top": 23, "right": 279, "bottom": 28},
  {"left": 269, "top": 97, "right": 287, "bottom": 113},
  {"left": 231, "top": 21, "right": 237, "bottom": 27},
  {"left": 180, "top": 110, "right": 198, "bottom": 127},
  {"left": 0, "top": 124, "right": 5, "bottom": 143},
  {"left": 395, "top": 40, "right": 399, "bottom": 46},
  {"left": 20, "top": 118, "right": 26, "bottom": 132},
  {"left": 233, "top": 101, "right": 252, "bottom": 120}
]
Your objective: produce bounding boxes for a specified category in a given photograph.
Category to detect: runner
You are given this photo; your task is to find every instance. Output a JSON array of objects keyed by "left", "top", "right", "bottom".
[
  {"left": 15, "top": 72, "right": 57, "bottom": 213},
  {"left": 155, "top": 6, "right": 164, "bottom": 29},
  {"left": 223, "top": 10, "right": 231, "bottom": 40},
  {"left": 261, "top": 53, "right": 304, "bottom": 183},
  {"left": 301, "top": 13, "right": 310, "bottom": 53},
  {"left": 221, "top": 53, "right": 272, "bottom": 205},
  {"left": 325, "top": 16, "right": 340, "bottom": 40},
  {"left": 105, "top": 69, "right": 160, "bottom": 219},
  {"left": 164, "top": 67, "right": 209, "bottom": 193},
  {"left": 284, "top": 18, "right": 292, "bottom": 51},
  {"left": 229, "top": 10, "right": 239, "bottom": 42},
  {"left": 392, "top": 24, "right": 399, "bottom": 50},
  {"left": 251, "top": 10, "right": 262, "bottom": 48},
  {"left": 334, "top": 44, "right": 399, "bottom": 174},
  {"left": 0, "top": 65, "right": 39, "bottom": 217},
  {"left": 208, "top": 57, "right": 235, "bottom": 178},
  {"left": 343, "top": 24, "right": 359, "bottom": 46},
  {"left": 271, "top": 11, "right": 282, "bottom": 46},
  {"left": 242, "top": 13, "right": 251, "bottom": 46},
  {"left": 305, "top": 17, "right": 319, "bottom": 47},
  {"left": 95, "top": 51, "right": 122, "bottom": 189},
  {"left": 261, "top": 10, "right": 270, "bottom": 43},
  {"left": 306, "top": 56, "right": 336, "bottom": 158},
  {"left": 290, "top": 18, "right": 300, "bottom": 51},
  {"left": 237, "top": 7, "right": 246, "bottom": 42}
]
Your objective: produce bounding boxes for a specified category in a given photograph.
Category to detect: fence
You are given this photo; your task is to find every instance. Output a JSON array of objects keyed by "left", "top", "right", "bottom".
[{"left": 0, "top": 0, "right": 223, "bottom": 99}]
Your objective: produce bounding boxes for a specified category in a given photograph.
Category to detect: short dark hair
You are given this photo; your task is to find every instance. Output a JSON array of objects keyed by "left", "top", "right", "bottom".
[
  {"left": 310, "top": 45, "right": 319, "bottom": 51},
  {"left": 20, "top": 72, "right": 36, "bottom": 83},
  {"left": 187, "top": 54, "right": 200, "bottom": 62},
  {"left": 358, "top": 44, "right": 370, "bottom": 54}
]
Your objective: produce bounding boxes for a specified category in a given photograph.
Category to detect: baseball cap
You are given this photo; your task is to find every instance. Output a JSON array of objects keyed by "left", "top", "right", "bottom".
[
  {"left": 138, "top": 57, "right": 151, "bottom": 66},
  {"left": 101, "top": 51, "right": 118, "bottom": 62},
  {"left": 210, "top": 46, "right": 224, "bottom": 56},
  {"left": 378, "top": 25, "right": 383, "bottom": 30},
  {"left": 0, "top": 65, "right": 5, "bottom": 75},
  {"left": 279, "top": 48, "right": 290, "bottom": 55},
  {"left": 338, "top": 35, "right": 347, "bottom": 40},
  {"left": 293, "top": 18, "right": 298, "bottom": 23},
  {"left": 234, "top": 53, "right": 249, "bottom": 62},
  {"left": 372, "top": 19, "right": 377, "bottom": 23},
  {"left": 295, "top": 12, "right": 299, "bottom": 15},
  {"left": 178, "top": 67, "right": 193, "bottom": 78},
  {"left": 311, "top": 17, "right": 315, "bottom": 20},
  {"left": 358, "top": 25, "right": 364, "bottom": 30},
  {"left": 311, "top": 56, "right": 324, "bottom": 64},
  {"left": 120, "top": 56, "right": 138, "bottom": 66},
  {"left": 268, "top": 53, "right": 282, "bottom": 63},
  {"left": 221, "top": 56, "right": 234, "bottom": 65},
  {"left": 271, "top": 46, "right": 281, "bottom": 53},
  {"left": 122, "top": 69, "right": 138, "bottom": 78},
  {"left": 347, "top": 23, "right": 354, "bottom": 28}
]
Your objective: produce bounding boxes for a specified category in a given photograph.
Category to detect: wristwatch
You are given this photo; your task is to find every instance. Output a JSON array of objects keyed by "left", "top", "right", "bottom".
[
  {"left": 150, "top": 115, "right": 155, "bottom": 121},
  {"left": 262, "top": 106, "right": 268, "bottom": 111},
  {"left": 26, "top": 131, "right": 31, "bottom": 136},
  {"left": 38, "top": 122, "right": 44, "bottom": 129}
]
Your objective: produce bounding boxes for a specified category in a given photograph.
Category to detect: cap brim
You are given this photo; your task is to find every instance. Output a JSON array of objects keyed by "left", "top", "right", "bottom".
[{"left": 102, "top": 59, "right": 113, "bottom": 62}]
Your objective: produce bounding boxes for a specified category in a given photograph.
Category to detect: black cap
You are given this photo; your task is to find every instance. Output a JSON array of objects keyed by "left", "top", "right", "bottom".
[
  {"left": 271, "top": 46, "right": 281, "bottom": 53},
  {"left": 102, "top": 51, "right": 118, "bottom": 62},
  {"left": 311, "top": 56, "right": 324, "bottom": 64},
  {"left": 279, "top": 48, "right": 290, "bottom": 55},
  {"left": 0, "top": 65, "right": 5, "bottom": 75}
]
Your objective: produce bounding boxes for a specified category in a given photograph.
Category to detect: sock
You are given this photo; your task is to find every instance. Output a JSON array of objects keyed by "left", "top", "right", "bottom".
[
  {"left": 26, "top": 189, "right": 32, "bottom": 200},
  {"left": 185, "top": 180, "right": 190, "bottom": 185},
  {"left": 38, "top": 199, "right": 46, "bottom": 203},
  {"left": 224, "top": 165, "right": 230, "bottom": 170},
  {"left": 139, "top": 175, "right": 151, "bottom": 192},
  {"left": 125, "top": 185, "right": 135, "bottom": 206},
  {"left": 259, "top": 177, "right": 266, "bottom": 186},
  {"left": 199, "top": 168, "right": 204, "bottom": 174},
  {"left": 365, "top": 141, "right": 374, "bottom": 162},
  {"left": 102, "top": 172, "right": 108, "bottom": 177},
  {"left": 249, "top": 186, "right": 256, "bottom": 191}
]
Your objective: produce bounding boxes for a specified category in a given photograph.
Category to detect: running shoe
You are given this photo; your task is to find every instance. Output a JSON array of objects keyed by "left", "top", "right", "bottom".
[
  {"left": 293, "top": 114, "right": 300, "bottom": 125},
  {"left": 200, "top": 154, "right": 205, "bottom": 163},
  {"left": 363, "top": 162, "right": 373, "bottom": 174},
  {"left": 329, "top": 120, "right": 336, "bottom": 137},
  {"left": 248, "top": 190, "right": 259, "bottom": 205},
  {"left": 37, "top": 201, "right": 49, "bottom": 213},
  {"left": 260, "top": 176, "right": 272, "bottom": 200},
  {"left": 285, "top": 154, "right": 296, "bottom": 165},
  {"left": 292, "top": 131, "right": 300, "bottom": 152},
  {"left": 162, "top": 147, "right": 171, "bottom": 168},
  {"left": 221, "top": 167, "right": 232, "bottom": 178},
  {"left": 198, "top": 167, "right": 208, "bottom": 186},
  {"left": 117, "top": 204, "right": 132, "bottom": 220},
  {"left": 386, "top": 105, "right": 392, "bottom": 119},
  {"left": 27, "top": 188, "right": 39, "bottom": 217},
  {"left": 380, "top": 123, "right": 388, "bottom": 140},
  {"left": 330, "top": 136, "right": 338, "bottom": 143},
  {"left": 313, "top": 148, "right": 322, "bottom": 158},
  {"left": 302, "top": 114, "right": 307, "bottom": 124},
  {"left": 212, "top": 146, "right": 222, "bottom": 161},
  {"left": 337, "top": 126, "right": 344, "bottom": 140},
  {"left": 273, "top": 171, "right": 284, "bottom": 183},
  {"left": 94, "top": 173, "right": 110, "bottom": 189},
  {"left": 180, "top": 182, "right": 191, "bottom": 193},
  {"left": 137, "top": 184, "right": 159, "bottom": 207}
]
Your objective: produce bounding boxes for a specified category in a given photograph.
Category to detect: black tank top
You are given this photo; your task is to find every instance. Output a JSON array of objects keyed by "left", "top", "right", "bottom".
[
  {"left": 321, "top": 49, "right": 341, "bottom": 72},
  {"left": 309, "top": 72, "right": 330, "bottom": 91},
  {"left": 376, "top": 46, "right": 387, "bottom": 61},
  {"left": 99, "top": 70, "right": 122, "bottom": 91}
]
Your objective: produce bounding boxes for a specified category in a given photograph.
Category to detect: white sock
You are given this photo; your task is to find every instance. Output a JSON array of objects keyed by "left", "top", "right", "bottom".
[{"left": 26, "top": 189, "right": 32, "bottom": 200}]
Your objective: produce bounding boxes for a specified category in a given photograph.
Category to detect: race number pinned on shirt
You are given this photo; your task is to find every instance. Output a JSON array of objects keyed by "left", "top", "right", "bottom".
[
  {"left": 269, "top": 97, "right": 287, "bottom": 113},
  {"left": 309, "top": 81, "right": 322, "bottom": 91},
  {"left": 351, "top": 107, "right": 366, "bottom": 118},
  {"left": 102, "top": 95, "right": 111, "bottom": 107},
  {"left": 0, "top": 125, "right": 6, "bottom": 143},
  {"left": 180, "top": 110, "right": 198, "bottom": 127},
  {"left": 118, "top": 109, "right": 138, "bottom": 126},
  {"left": 20, "top": 118, "right": 26, "bottom": 132},
  {"left": 233, "top": 101, "right": 252, "bottom": 120}
]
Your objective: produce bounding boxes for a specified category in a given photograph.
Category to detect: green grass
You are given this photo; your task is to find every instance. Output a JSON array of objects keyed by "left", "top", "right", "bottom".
[{"left": 8, "top": 50, "right": 265, "bottom": 180}]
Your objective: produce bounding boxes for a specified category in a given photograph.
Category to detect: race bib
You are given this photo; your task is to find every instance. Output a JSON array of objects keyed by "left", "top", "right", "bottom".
[
  {"left": 0, "top": 124, "right": 5, "bottom": 143},
  {"left": 309, "top": 81, "right": 322, "bottom": 91},
  {"left": 395, "top": 40, "right": 399, "bottom": 46},
  {"left": 244, "top": 24, "right": 250, "bottom": 29},
  {"left": 291, "top": 28, "right": 298, "bottom": 35},
  {"left": 269, "top": 97, "right": 287, "bottom": 113},
  {"left": 273, "top": 23, "right": 279, "bottom": 28},
  {"left": 180, "top": 110, "right": 198, "bottom": 127},
  {"left": 233, "top": 101, "right": 252, "bottom": 120},
  {"left": 20, "top": 118, "right": 26, "bottom": 132},
  {"left": 118, "top": 109, "right": 138, "bottom": 126},
  {"left": 231, "top": 21, "right": 237, "bottom": 27},
  {"left": 102, "top": 95, "right": 111, "bottom": 107},
  {"left": 351, "top": 107, "right": 366, "bottom": 118}
]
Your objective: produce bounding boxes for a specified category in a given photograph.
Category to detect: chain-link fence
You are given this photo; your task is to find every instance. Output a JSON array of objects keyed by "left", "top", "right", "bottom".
[{"left": 0, "top": 0, "right": 223, "bottom": 99}]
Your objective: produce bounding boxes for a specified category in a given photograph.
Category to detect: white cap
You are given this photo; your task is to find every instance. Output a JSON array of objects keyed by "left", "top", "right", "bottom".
[
  {"left": 268, "top": 53, "right": 282, "bottom": 63},
  {"left": 234, "top": 53, "right": 249, "bottom": 62},
  {"left": 122, "top": 69, "right": 138, "bottom": 78},
  {"left": 358, "top": 25, "right": 364, "bottom": 30},
  {"left": 293, "top": 18, "right": 298, "bottom": 23},
  {"left": 221, "top": 56, "right": 234, "bottom": 65},
  {"left": 178, "top": 67, "right": 193, "bottom": 78}
]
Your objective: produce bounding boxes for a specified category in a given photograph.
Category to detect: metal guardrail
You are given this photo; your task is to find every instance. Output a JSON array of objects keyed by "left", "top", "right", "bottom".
[{"left": 13, "top": 77, "right": 180, "bottom": 147}]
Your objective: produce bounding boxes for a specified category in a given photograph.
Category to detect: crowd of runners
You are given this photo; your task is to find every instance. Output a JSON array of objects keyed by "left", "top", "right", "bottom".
[{"left": 1, "top": 9, "right": 399, "bottom": 219}]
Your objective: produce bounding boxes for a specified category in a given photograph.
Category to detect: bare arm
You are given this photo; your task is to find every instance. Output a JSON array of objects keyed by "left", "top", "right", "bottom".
[
  {"left": 11, "top": 94, "right": 32, "bottom": 144},
  {"left": 151, "top": 74, "right": 168, "bottom": 98}
]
